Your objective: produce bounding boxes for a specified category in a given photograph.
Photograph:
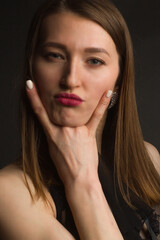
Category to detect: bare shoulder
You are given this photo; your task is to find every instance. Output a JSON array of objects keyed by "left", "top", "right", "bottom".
[
  {"left": 0, "top": 163, "right": 30, "bottom": 188},
  {"left": 0, "top": 164, "right": 37, "bottom": 205},
  {"left": 0, "top": 164, "right": 74, "bottom": 240},
  {"left": 0, "top": 164, "right": 53, "bottom": 239},
  {"left": 144, "top": 141, "right": 160, "bottom": 174},
  {"left": 0, "top": 164, "right": 28, "bottom": 203},
  {"left": 0, "top": 164, "right": 56, "bottom": 213}
]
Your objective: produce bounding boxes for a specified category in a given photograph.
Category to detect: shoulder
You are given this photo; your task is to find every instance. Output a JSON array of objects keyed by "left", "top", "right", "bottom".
[
  {"left": 0, "top": 164, "right": 37, "bottom": 205},
  {"left": 0, "top": 164, "right": 56, "bottom": 239},
  {"left": 0, "top": 164, "right": 29, "bottom": 203},
  {"left": 144, "top": 141, "right": 160, "bottom": 175},
  {"left": 0, "top": 164, "right": 56, "bottom": 210}
]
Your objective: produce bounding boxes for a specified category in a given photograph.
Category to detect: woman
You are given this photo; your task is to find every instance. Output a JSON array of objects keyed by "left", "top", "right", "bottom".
[{"left": 0, "top": 0, "right": 159, "bottom": 239}]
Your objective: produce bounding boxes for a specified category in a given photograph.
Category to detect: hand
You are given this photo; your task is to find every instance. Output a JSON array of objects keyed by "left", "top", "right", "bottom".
[{"left": 26, "top": 80, "right": 112, "bottom": 188}]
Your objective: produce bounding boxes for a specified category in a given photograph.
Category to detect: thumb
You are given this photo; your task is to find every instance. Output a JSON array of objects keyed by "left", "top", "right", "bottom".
[{"left": 86, "top": 90, "right": 113, "bottom": 135}]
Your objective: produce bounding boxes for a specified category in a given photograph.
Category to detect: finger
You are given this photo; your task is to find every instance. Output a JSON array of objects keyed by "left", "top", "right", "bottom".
[
  {"left": 86, "top": 90, "right": 113, "bottom": 135},
  {"left": 26, "top": 80, "right": 57, "bottom": 139}
]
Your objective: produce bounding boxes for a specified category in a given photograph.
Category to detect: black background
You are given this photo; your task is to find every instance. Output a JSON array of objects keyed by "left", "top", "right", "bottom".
[{"left": 0, "top": 0, "right": 160, "bottom": 169}]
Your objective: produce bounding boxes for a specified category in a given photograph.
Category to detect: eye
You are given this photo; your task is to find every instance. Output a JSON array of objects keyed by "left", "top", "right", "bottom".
[
  {"left": 88, "top": 58, "right": 105, "bottom": 66},
  {"left": 45, "top": 52, "right": 65, "bottom": 61}
]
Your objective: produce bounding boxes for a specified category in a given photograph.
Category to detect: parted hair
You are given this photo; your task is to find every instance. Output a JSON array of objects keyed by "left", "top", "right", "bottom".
[{"left": 19, "top": 0, "right": 160, "bottom": 208}]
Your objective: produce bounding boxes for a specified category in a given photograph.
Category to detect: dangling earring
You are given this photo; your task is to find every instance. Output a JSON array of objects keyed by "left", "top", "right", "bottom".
[{"left": 108, "top": 92, "right": 119, "bottom": 109}]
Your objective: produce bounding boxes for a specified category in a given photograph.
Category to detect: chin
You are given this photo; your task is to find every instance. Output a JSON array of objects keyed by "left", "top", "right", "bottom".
[
  {"left": 50, "top": 116, "right": 86, "bottom": 127},
  {"left": 47, "top": 107, "right": 92, "bottom": 127}
]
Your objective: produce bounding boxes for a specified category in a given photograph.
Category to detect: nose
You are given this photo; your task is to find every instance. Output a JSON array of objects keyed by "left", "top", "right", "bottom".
[{"left": 60, "top": 59, "right": 81, "bottom": 89}]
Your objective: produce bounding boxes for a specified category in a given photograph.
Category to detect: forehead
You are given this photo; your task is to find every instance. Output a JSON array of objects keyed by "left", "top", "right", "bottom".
[{"left": 39, "top": 12, "right": 117, "bottom": 53}]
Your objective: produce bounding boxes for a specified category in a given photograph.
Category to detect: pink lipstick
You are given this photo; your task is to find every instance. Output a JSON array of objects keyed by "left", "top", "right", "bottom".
[{"left": 55, "top": 93, "right": 84, "bottom": 106}]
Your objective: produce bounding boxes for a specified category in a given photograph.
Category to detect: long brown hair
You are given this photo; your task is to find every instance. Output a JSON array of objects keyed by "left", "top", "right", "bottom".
[{"left": 19, "top": 0, "right": 160, "bottom": 208}]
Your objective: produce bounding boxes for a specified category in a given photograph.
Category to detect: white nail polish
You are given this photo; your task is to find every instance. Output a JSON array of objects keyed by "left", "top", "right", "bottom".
[
  {"left": 26, "top": 80, "right": 33, "bottom": 90},
  {"left": 106, "top": 90, "right": 113, "bottom": 98}
]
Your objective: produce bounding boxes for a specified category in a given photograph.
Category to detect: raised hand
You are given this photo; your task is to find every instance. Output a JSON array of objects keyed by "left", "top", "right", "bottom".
[
  {"left": 26, "top": 80, "right": 124, "bottom": 240},
  {"left": 26, "top": 80, "right": 112, "bottom": 188}
]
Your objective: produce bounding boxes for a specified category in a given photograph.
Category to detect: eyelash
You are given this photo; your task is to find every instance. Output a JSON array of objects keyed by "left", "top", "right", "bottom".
[
  {"left": 45, "top": 52, "right": 65, "bottom": 60},
  {"left": 87, "top": 58, "right": 105, "bottom": 66},
  {"left": 44, "top": 52, "right": 105, "bottom": 66}
]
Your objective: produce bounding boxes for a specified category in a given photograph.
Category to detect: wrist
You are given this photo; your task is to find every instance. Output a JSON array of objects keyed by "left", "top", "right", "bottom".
[{"left": 65, "top": 174, "right": 102, "bottom": 203}]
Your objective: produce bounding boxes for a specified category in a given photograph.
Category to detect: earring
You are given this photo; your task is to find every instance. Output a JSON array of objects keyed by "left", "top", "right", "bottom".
[{"left": 108, "top": 92, "right": 118, "bottom": 109}]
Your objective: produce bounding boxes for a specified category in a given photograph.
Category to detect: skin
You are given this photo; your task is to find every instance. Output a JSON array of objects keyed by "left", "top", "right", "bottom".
[
  {"left": 31, "top": 11, "right": 120, "bottom": 185},
  {"left": 33, "top": 12, "right": 119, "bottom": 153},
  {"left": 26, "top": 12, "right": 123, "bottom": 240},
  {"left": 0, "top": 11, "right": 159, "bottom": 240}
]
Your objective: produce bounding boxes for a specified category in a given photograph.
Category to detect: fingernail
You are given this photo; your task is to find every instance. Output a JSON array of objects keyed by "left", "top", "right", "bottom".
[
  {"left": 106, "top": 90, "right": 113, "bottom": 98},
  {"left": 26, "top": 80, "right": 33, "bottom": 90}
]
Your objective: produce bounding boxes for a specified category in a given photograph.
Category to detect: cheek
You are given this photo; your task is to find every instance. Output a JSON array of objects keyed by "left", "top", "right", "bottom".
[
  {"left": 33, "top": 60, "right": 62, "bottom": 92},
  {"left": 90, "top": 69, "right": 119, "bottom": 100},
  {"left": 86, "top": 80, "right": 108, "bottom": 113},
  {"left": 87, "top": 68, "right": 119, "bottom": 113}
]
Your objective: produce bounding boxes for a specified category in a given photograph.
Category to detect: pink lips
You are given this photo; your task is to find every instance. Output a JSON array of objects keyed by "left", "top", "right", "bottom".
[{"left": 55, "top": 93, "right": 84, "bottom": 106}]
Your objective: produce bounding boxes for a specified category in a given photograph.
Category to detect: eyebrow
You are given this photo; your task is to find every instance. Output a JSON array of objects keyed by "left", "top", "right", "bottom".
[
  {"left": 41, "top": 42, "right": 110, "bottom": 57},
  {"left": 41, "top": 42, "right": 67, "bottom": 51},
  {"left": 84, "top": 47, "right": 110, "bottom": 57}
]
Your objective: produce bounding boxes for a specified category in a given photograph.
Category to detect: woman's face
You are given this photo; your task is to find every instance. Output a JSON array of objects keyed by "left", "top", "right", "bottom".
[{"left": 33, "top": 12, "right": 119, "bottom": 127}]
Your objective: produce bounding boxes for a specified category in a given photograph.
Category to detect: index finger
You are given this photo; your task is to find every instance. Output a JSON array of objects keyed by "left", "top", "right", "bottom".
[{"left": 86, "top": 90, "right": 113, "bottom": 135}]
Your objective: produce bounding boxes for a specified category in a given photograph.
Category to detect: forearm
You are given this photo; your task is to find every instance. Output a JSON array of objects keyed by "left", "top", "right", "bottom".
[{"left": 65, "top": 177, "right": 124, "bottom": 240}]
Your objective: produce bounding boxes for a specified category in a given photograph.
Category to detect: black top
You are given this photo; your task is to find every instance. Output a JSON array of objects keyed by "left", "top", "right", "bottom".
[{"left": 49, "top": 154, "right": 160, "bottom": 240}]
